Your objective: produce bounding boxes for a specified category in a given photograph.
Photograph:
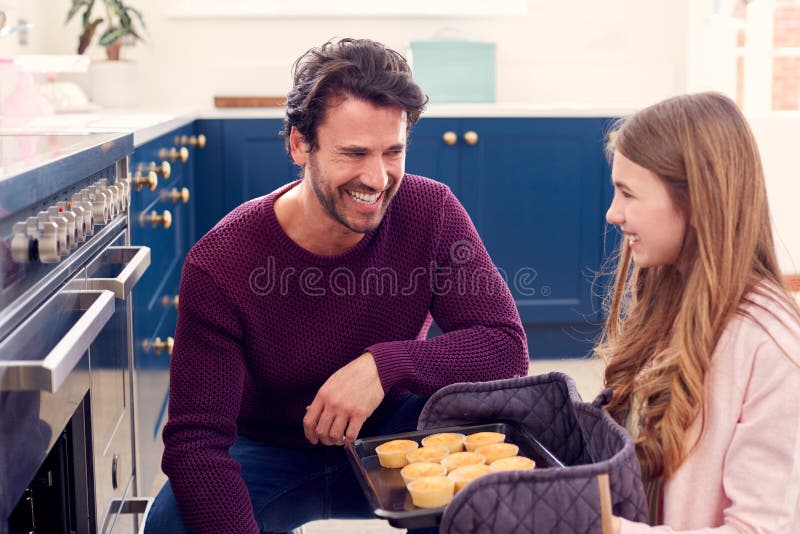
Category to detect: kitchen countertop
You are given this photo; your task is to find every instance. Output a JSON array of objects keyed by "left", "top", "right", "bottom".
[
  {"left": 0, "top": 104, "right": 635, "bottom": 148},
  {"left": 0, "top": 131, "right": 133, "bottom": 213}
]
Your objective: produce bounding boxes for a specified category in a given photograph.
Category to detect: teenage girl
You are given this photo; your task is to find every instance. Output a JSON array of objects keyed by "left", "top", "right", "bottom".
[{"left": 599, "top": 92, "right": 800, "bottom": 533}]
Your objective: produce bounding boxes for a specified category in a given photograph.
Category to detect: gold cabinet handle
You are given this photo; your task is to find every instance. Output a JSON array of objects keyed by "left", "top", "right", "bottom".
[
  {"left": 177, "top": 134, "right": 206, "bottom": 149},
  {"left": 133, "top": 171, "right": 158, "bottom": 192},
  {"left": 139, "top": 209, "right": 172, "bottom": 229},
  {"left": 161, "top": 294, "right": 179, "bottom": 309},
  {"left": 158, "top": 147, "right": 189, "bottom": 163},
  {"left": 443, "top": 131, "right": 457, "bottom": 146},
  {"left": 463, "top": 131, "right": 479, "bottom": 145},
  {"left": 162, "top": 187, "right": 190, "bottom": 204},
  {"left": 143, "top": 336, "right": 174, "bottom": 356},
  {"left": 148, "top": 160, "right": 171, "bottom": 179}
]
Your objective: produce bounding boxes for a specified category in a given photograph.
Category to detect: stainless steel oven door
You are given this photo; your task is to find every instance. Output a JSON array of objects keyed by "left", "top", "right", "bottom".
[
  {"left": 85, "top": 237, "right": 150, "bottom": 534},
  {"left": 0, "top": 288, "right": 114, "bottom": 532}
]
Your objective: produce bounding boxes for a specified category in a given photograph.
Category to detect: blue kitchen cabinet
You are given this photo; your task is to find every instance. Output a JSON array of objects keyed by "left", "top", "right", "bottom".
[
  {"left": 193, "top": 117, "right": 615, "bottom": 358},
  {"left": 406, "top": 117, "right": 615, "bottom": 358},
  {"left": 128, "top": 124, "right": 198, "bottom": 497},
  {"left": 222, "top": 119, "right": 296, "bottom": 213},
  {"left": 193, "top": 119, "right": 295, "bottom": 238}
]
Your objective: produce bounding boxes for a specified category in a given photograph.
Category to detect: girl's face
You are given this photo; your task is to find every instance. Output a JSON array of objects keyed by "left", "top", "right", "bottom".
[{"left": 606, "top": 151, "right": 688, "bottom": 269}]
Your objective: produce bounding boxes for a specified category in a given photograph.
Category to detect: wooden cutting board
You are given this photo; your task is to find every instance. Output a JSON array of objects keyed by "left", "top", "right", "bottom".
[{"left": 214, "top": 96, "right": 286, "bottom": 108}]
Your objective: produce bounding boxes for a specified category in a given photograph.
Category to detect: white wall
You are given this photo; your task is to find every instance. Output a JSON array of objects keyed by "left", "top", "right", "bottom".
[
  {"left": 750, "top": 117, "right": 800, "bottom": 275},
  {"left": 26, "top": 0, "right": 689, "bottom": 109},
  {"left": 10, "top": 0, "right": 800, "bottom": 274}
]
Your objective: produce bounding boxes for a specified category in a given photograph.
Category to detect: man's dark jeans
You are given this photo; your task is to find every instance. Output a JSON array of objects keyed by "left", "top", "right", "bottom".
[{"left": 145, "top": 394, "right": 437, "bottom": 533}]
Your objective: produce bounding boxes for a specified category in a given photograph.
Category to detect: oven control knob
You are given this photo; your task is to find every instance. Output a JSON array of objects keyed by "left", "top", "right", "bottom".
[
  {"left": 95, "top": 186, "right": 117, "bottom": 219},
  {"left": 116, "top": 178, "right": 130, "bottom": 211},
  {"left": 71, "top": 193, "right": 95, "bottom": 236},
  {"left": 105, "top": 185, "right": 122, "bottom": 215},
  {"left": 36, "top": 221, "right": 60, "bottom": 263},
  {"left": 86, "top": 187, "right": 109, "bottom": 224},
  {"left": 99, "top": 181, "right": 118, "bottom": 212},
  {"left": 10, "top": 222, "right": 35, "bottom": 263},
  {"left": 39, "top": 211, "right": 68, "bottom": 257},
  {"left": 57, "top": 201, "right": 86, "bottom": 242},
  {"left": 48, "top": 207, "right": 77, "bottom": 250}
]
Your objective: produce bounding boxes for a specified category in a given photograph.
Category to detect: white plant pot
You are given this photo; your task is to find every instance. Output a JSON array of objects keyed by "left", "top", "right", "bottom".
[{"left": 90, "top": 60, "right": 138, "bottom": 108}]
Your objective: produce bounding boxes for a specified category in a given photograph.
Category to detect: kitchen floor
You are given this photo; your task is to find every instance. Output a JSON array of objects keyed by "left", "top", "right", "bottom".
[{"left": 301, "top": 357, "right": 605, "bottom": 534}]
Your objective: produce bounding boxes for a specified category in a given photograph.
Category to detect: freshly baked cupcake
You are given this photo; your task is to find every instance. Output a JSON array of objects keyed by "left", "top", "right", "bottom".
[
  {"left": 406, "top": 445, "right": 449, "bottom": 464},
  {"left": 464, "top": 431, "right": 505, "bottom": 452},
  {"left": 447, "top": 463, "right": 492, "bottom": 492},
  {"left": 441, "top": 451, "right": 486, "bottom": 473},
  {"left": 400, "top": 461, "right": 447, "bottom": 485},
  {"left": 475, "top": 442, "right": 519, "bottom": 463},
  {"left": 489, "top": 456, "right": 536, "bottom": 472},
  {"left": 421, "top": 432, "right": 466, "bottom": 453},
  {"left": 407, "top": 476, "right": 455, "bottom": 508},
  {"left": 375, "top": 439, "right": 419, "bottom": 468}
]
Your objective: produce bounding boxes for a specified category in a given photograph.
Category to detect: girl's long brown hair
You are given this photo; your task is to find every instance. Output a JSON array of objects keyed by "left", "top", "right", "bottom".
[{"left": 596, "top": 92, "right": 799, "bottom": 483}]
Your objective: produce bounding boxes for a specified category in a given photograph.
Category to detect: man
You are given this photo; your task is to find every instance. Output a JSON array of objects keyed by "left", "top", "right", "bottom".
[{"left": 146, "top": 38, "right": 528, "bottom": 533}]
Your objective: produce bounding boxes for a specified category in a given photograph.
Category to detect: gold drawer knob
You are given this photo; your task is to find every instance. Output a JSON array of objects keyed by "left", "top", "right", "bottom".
[
  {"left": 139, "top": 209, "right": 172, "bottom": 229},
  {"left": 163, "top": 187, "right": 190, "bottom": 204},
  {"left": 133, "top": 171, "right": 158, "bottom": 192},
  {"left": 161, "top": 294, "right": 179, "bottom": 309},
  {"left": 143, "top": 336, "right": 174, "bottom": 356},
  {"left": 463, "top": 131, "right": 479, "bottom": 145},
  {"left": 148, "top": 160, "right": 171, "bottom": 179},
  {"left": 158, "top": 147, "right": 189, "bottom": 163},
  {"left": 443, "top": 131, "right": 457, "bottom": 146},
  {"left": 190, "top": 134, "right": 206, "bottom": 148}
]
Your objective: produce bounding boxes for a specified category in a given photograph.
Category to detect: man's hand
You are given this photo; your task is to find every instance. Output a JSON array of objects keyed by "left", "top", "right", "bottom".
[{"left": 303, "top": 352, "right": 385, "bottom": 446}]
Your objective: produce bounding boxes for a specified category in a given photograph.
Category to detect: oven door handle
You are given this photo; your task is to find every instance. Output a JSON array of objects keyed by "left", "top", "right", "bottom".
[
  {"left": 0, "top": 290, "right": 115, "bottom": 392},
  {"left": 88, "top": 246, "right": 151, "bottom": 299}
]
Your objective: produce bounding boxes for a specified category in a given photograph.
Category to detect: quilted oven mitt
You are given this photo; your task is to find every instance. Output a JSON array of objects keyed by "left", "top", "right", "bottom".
[{"left": 417, "top": 372, "right": 647, "bottom": 534}]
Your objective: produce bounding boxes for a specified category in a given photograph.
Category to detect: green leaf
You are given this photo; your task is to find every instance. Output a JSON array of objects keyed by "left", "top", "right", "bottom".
[
  {"left": 65, "top": 0, "right": 92, "bottom": 24},
  {"left": 98, "top": 25, "right": 126, "bottom": 47},
  {"left": 127, "top": 6, "right": 146, "bottom": 31},
  {"left": 81, "top": 0, "right": 96, "bottom": 28}
]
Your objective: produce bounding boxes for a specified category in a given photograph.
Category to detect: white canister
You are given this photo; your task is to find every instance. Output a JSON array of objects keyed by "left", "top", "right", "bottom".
[{"left": 90, "top": 60, "right": 138, "bottom": 108}]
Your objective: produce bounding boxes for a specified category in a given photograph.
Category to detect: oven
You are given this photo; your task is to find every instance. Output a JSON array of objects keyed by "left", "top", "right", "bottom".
[{"left": 0, "top": 132, "right": 151, "bottom": 534}]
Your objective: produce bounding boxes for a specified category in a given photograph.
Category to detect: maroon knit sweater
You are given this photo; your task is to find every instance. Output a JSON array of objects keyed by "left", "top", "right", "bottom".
[{"left": 162, "top": 175, "right": 528, "bottom": 533}]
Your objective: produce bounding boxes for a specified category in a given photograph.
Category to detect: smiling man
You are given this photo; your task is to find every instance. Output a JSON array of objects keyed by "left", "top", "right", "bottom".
[{"left": 146, "top": 38, "right": 528, "bottom": 534}]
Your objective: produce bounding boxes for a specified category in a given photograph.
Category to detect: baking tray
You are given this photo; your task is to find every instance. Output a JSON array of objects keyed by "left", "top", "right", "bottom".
[{"left": 345, "top": 421, "right": 566, "bottom": 529}]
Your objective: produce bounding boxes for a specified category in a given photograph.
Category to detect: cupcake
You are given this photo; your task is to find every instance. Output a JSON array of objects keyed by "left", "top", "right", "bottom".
[
  {"left": 406, "top": 445, "right": 449, "bottom": 464},
  {"left": 441, "top": 451, "right": 486, "bottom": 473},
  {"left": 447, "top": 463, "right": 492, "bottom": 492},
  {"left": 489, "top": 456, "right": 536, "bottom": 472},
  {"left": 475, "top": 442, "right": 519, "bottom": 463},
  {"left": 407, "top": 476, "right": 455, "bottom": 508},
  {"left": 421, "top": 432, "right": 466, "bottom": 453},
  {"left": 464, "top": 431, "right": 505, "bottom": 452},
  {"left": 375, "top": 439, "right": 419, "bottom": 468},
  {"left": 400, "top": 461, "right": 447, "bottom": 485}
]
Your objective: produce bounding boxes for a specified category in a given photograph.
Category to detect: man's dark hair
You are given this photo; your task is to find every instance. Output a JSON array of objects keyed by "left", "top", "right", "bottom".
[{"left": 282, "top": 38, "right": 428, "bottom": 153}]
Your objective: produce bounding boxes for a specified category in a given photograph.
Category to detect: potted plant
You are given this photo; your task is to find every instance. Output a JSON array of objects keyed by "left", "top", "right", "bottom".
[
  {"left": 66, "top": 0, "right": 146, "bottom": 107},
  {"left": 67, "top": 0, "right": 145, "bottom": 60}
]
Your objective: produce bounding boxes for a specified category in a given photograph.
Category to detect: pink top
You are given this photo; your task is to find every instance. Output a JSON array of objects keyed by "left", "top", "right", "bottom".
[{"left": 620, "top": 292, "right": 800, "bottom": 533}]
